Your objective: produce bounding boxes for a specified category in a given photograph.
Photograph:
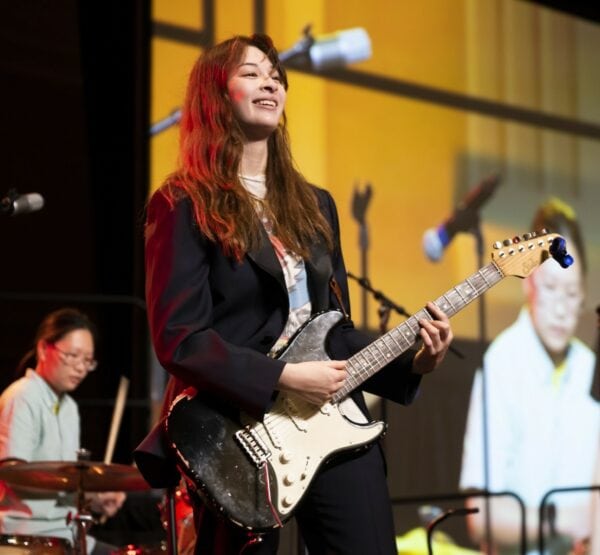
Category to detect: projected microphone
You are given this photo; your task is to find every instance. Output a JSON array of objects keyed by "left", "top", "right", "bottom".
[
  {"left": 1, "top": 192, "right": 45, "bottom": 216},
  {"left": 422, "top": 174, "right": 500, "bottom": 262}
]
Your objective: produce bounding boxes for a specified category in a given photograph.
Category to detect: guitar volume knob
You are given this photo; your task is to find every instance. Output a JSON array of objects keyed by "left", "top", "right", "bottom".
[
  {"left": 279, "top": 451, "right": 293, "bottom": 464},
  {"left": 282, "top": 495, "right": 294, "bottom": 507},
  {"left": 283, "top": 474, "right": 295, "bottom": 486}
]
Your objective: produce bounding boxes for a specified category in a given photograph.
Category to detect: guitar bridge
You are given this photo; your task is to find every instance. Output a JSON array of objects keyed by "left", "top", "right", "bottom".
[{"left": 235, "top": 426, "right": 271, "bottom": 467}]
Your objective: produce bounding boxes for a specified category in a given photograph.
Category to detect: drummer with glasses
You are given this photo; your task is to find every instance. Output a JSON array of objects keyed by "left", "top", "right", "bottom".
[{"left": 0, "top": 308, "right": 124, "bottom": 555}]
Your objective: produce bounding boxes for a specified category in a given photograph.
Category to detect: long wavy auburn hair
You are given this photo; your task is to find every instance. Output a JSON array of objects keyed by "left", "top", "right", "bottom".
[{"left": 163, "top": 34, "right": 333, "bottom": 260}]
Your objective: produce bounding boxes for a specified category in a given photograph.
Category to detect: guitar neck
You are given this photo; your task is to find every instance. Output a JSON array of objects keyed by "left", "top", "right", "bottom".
[{"left": 332, "top": 261, "right": 504, "bottom": 402}]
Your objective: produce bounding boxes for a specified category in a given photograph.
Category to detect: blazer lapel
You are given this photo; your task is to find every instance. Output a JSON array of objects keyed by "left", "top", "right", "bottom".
[
  {"left": 247, "top": 226, "right": 287, "bottom": 292},
  {"left": 248, "top": 226, "right": 332, "bottom": 311},
  {"left": 306, "top": 239, "right": 332, "bottom": 312}
]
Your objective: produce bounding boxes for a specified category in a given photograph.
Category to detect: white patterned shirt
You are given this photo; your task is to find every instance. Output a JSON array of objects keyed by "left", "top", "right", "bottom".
[{"left": 240, "top": 174, "right": 312, "bottom": 353}]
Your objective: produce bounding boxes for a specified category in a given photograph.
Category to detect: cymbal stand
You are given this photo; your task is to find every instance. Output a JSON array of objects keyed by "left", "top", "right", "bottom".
[
  {"left": 69, "top": 451, "right": 93, "bottom": 555},
  {"left": 70, "top": 498, "right": 93, "bottom": 555}
]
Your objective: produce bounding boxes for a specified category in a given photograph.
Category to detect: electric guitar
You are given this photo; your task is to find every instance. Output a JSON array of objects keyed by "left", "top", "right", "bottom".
[{"left": 165, "top": 231, "right": 572, "bottom": 531}]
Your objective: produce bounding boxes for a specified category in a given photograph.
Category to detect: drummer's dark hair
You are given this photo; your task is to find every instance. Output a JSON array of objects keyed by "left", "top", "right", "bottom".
[{"left": 15, "top": 308, "right": 98, "bottom": 378}]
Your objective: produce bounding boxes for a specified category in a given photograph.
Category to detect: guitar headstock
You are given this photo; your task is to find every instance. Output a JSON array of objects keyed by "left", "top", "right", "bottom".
[{"left": 491, "top": 230, "right": 573, "bottom": 278}]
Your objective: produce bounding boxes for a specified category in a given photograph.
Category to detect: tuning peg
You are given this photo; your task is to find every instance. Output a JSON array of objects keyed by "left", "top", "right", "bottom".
[
  {"left": 493, "top": 241, "right": 502, "bottom": 249},
  {"left": 522, "top": 232, "right": 532, "bottom": 240},
  {"left": 503, "top": 239, "right": 512, "bottom": 247},
  {"left": 549, "top": 237, "right": 574, "bottom": 269},
  {"left": 561, "top": 254, "right": 574, "bottom": 268},
  {"left": 512, "top": 236, "right": 521, "bottom": 243}
]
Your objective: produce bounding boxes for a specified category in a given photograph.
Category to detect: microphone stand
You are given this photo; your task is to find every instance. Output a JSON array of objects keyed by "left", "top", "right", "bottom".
[
  {"left": 426, "top": 507, "right": 479, "bottom": 555},
  {"left": 591, "top": 305, "right": 600, "bottom": 401},
  {"left": 0, "top": 189, "right": 18, "bottom": 215},
  {"left": 351, "top": 183, "right": 373, "bottom": 330},
  {"left": 472, "top": 217, "right": 493, "bottom": 552},
  {"left": 347, "top": 272, "right": 410, "bottom": 322}
]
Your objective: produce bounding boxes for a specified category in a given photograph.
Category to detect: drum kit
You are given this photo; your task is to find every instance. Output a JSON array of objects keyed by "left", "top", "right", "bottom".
[{"left": 0, "top": 459, "right": 171, "bottom": 555}]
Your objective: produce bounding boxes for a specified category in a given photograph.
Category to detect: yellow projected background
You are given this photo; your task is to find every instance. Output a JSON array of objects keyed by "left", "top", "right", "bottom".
[{"left": 150, "top": 0, "right": 600, "bottom": 347}]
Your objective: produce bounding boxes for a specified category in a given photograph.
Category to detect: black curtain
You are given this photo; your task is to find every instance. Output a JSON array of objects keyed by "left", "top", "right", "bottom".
[{"left": 0, "top": 0, "right": 150, "bottom": 464}]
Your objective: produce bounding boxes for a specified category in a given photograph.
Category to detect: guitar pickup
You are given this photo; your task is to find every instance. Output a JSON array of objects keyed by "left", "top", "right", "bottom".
[{"left": 234, "top": 426, "right": 271, "bottom": 467}]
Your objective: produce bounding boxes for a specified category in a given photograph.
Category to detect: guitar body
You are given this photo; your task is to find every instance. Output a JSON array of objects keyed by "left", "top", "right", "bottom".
[
  {"left": 165, "top": 231, "right": 566, "bottom": 531},
  {"left": 166, "top": 310, "right": 385, "bottom": 531}
]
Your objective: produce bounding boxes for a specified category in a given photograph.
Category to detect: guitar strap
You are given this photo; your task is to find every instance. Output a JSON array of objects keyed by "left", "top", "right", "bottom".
[{"left": 329, "top": 276, "right": 349, "bottom": 319}]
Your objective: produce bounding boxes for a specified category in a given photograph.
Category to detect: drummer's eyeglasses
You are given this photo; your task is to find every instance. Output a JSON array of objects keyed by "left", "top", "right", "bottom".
[{"left": 52, "top": 345, "right": 98, "bottom": 372}]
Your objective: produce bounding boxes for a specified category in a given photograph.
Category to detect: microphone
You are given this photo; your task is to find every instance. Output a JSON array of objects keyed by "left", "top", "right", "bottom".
[
  {"left": 150, "top": 108, "right": 182, "bottom": 136},
  {"left": 150, "top": 27, "right": 372, "bottom": 136},
  {"left": 422, "top": 174, "right": 500, "bottom": 262},
  {"left": 280, "top": 26, "right": 371, "bottom": 71},
  {"left": 306, "top": 28, "right": 371, "bottom": 71},
  {"left": 1, "top": 192, "right": 45, "bottom": 216}
]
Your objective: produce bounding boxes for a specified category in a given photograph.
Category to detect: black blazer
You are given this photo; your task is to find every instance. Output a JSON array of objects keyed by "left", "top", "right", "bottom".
[
  {"left": 137, "top": 185, "right": 421, "bottom": 487},
  {"left": 144, "top": 185, "right": 421, "bottom": 421}
]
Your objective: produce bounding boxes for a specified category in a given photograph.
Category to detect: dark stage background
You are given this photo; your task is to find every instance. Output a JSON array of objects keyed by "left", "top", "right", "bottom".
[{"left": 0, "top": 0, "right": 150, "bottom": 464}]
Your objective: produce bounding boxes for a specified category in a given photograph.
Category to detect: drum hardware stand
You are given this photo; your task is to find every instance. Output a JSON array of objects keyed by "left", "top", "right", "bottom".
[
  {"left": 68, "top": 449, "right": 94, "bottom": 555},
  {"left": 68, "top": 508, "right": 94, "bottom": 555},
  {"left": 165, "top": 486, "right": 179, "bottom": 555},
  {"left": 241, "top": 532, "right": 265, "bottom": 553}
]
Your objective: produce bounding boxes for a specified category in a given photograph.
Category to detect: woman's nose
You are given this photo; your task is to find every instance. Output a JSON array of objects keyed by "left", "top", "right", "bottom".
[{"left": 261, "top": 76, "right": 278, "bottom": 91}]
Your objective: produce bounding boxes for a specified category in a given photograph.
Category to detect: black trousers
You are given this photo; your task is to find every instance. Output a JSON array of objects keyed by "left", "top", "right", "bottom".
[{"left": 192, "top": 444, "right": 397, "bottom": 555}]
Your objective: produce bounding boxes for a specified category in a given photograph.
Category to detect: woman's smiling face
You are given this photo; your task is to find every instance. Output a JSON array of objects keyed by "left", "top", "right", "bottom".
[{"left": 227, "top": 45, "right": 286, "bottom": 140}]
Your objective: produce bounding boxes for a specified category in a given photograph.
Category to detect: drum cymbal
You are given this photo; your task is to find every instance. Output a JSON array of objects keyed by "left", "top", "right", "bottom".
[{"left": 0, "top": 460, "right": 151, "bottom": 492}]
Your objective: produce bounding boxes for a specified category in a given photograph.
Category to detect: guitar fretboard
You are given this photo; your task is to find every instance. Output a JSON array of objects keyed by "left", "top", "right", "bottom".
[{"left": 332, "top": 261, "right": 504, "bottom": 403}]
